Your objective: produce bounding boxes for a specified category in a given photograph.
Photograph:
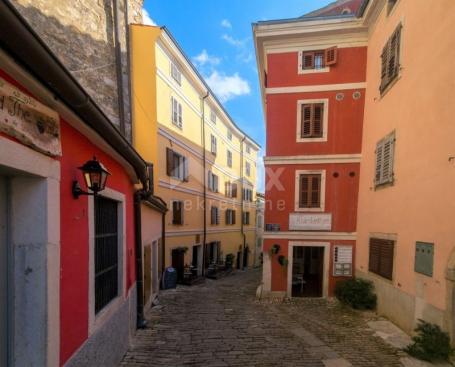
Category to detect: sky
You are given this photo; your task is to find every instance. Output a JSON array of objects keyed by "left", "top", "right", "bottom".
[{"left": 142, "top": 0, "right": 333, "bottom": 192}]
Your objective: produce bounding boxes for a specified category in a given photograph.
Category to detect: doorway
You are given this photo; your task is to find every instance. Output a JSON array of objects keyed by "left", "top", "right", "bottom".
[
  {"left": 243, "top": 246, "right": 249, "bottom": 268},
  {"left": 0, "top": 176, "right": 8, "bottom": 366},
  {"left": 291, "top": 246, "right": 324, "bottom": 297},
  {"left": 171, "top": 248, "right": 185, "bottom": 283}
]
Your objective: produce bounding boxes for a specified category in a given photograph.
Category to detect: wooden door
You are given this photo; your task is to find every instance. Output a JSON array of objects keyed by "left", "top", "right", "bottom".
[
  {"left": 143, "top": 244, "right": 151, "bottom": 304},
  {"left": 0, "top": 176, "right": 8, "bottom": 366}
]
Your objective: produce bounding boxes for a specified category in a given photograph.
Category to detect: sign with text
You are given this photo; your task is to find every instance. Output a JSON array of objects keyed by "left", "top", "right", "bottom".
[
  {"left": 0, "top": 77, "right": 61, "bottom": 156},
  {"left": 289, "top": 213, "right": 332, "bottom": 231}
]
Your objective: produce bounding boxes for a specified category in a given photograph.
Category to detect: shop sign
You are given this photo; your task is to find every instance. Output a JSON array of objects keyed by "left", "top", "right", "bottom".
[{"left": 0, "top": 77, "right": 61, "bottom": 156}]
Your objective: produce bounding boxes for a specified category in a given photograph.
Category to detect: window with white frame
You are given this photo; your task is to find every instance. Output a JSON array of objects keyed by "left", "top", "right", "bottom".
[
  {"left": 245, "top": 161, "right": 251, "bottom": 177},
  {"left": 170, "top": 61, "right": 181, "bottom": 85},
  {"left": 297, "top": 99, "right": 328, "bottom": 142},
  {"left": 166, "top": 148, "right": 188, "bottom": 181},
  {"left": 245, "top": 144, "right": 251, "bottom": 154},
  {"left": 210, "top": 134, "right": 217, "bottom": 155},
  {"left": 243, "top": 187, "right": 253, "bottom": 202},
  {"left": 211, "top": 206, "right": 220, "bottom": 225},
  {"left": 210, "top": 108, "right": 216, "bottom": 124},
  {"left": 207, "top": 171, "right": 219, "bottom": 192},
  {"left": 295, "top": 170, "right": 325, "bottom": 211},
  {"left": 225, "top": 209, "right": 236, "bottom": 225},
  {"left": 243, "top": 212, "right": 250, "bottom": 225},
  {"left": 227, "top": 150, "right": 232, "bottom": 168},
  {"left": 171, "top": 97, "right": 183, "bottom": 128},
  {"left": 225, "top": 181, "right": 237, "bottom": 198},
  {"left": 298, "top": 47, "right": 337, "bottom": 72}
]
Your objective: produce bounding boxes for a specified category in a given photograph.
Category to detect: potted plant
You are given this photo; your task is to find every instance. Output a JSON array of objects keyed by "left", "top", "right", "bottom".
[
  {"left": 269, "top": 244, "right": 280, "bottom": 256},
  {"left": 278, "top": 255, "right": 288, "bottom": 267}
]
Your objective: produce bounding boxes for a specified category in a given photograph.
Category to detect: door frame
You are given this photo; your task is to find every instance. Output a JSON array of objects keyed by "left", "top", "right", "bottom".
[{"left": 287, "top": 241, "right": 330, "bottom": 298}]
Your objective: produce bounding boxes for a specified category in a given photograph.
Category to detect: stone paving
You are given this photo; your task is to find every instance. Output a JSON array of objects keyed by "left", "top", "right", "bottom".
[{"left": 121, "top": 269, "right": 407, "bottom": 367}]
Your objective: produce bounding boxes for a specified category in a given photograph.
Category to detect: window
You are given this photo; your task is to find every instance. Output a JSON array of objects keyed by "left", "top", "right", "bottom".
[
  {"left": 380, "top": 24, "right": 402, "bottom": 94},
  {"left": 172, "top": 201, "right": 184, "bottom": 225},
  {"left": 171, "top": 97, "right": 183, "bottom": 128},
  {"left": 210, "top": 109, "right": 216, "bottom": 124},
  {"left": 301, "top": 103, "right": 323, "bottom": 139},
  {"left": 171, "top": 62, "right": 181, "bottom": 85},
  {"left": 227, "top": 150, "right": 232, "bottom": 168},
  {"left": 166, "top": 148, "right": 189, "bottom": 181},
  {"left": 225, "top": 181, "right": 237, "bottom": 198},
  {"left": 387, "top": 0, "right": 398, "bottom": 15},
  {"left": 299, "top": 47, "right": 337, "bottom": 71},
  {"left": 375, "top": 131, "right": 395, "bottom": 187},
  {"left": 369, "top": 238, "right": 394, "bottom": 280},
  {"left": 210, "top": 134, "right": 217, "bottom": 155},
  {"left": 243, "top": 188, "right": 253, "bottom": 202},
  {"left": 245, "top": 144, "right": 251, "bottom": 154},
  {"left": 298, "top": 174, "right": 321, "bottom": 208},
  {"left": 226, "top": 209, "right": 236, "bottom": 225},
  {"left": 211, "top": 206, "right": 220, "bottom": 225},
  {"left": 95, "top": 196, "right": 119, "bottom": 314},
  {"left": 243, "top": 212, "right": 250, "bottom": 225},
  {"left": 227, "top": 130, "right": 232, "bottom": 141},
  {"left": 207, "top": 171, "right": 219, "bottom": 192},
  {"left": 245, "top": 161, "right": 251, "bottom": 177}
]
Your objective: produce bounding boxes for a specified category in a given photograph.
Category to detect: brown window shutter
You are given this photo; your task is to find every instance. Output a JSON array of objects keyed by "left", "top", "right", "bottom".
[
  {"left": 225, "top": 210, "right": 229, "bottom": 224},
  {"left": 183, "top": 157, "right": 189, "bottom": 182},
  {"left": 325, "top": 46, "right": 338, "bottom": 66},
  {"left": 369, "top": 238, "right": 394, "bottom": 280},
  {"left": 173, "top": 201, "right": 183, "bottom": 225},
  {"left": 232, "top": 210, "right": 236, "bottom": 225},
  {"left": 302, "top": 52, "right": 314, "bottom": 69},
  {"left": 301, "top": 104, "right": 312, "bottom": 138},
  {"left": 375, "top": 141, "right": 384, "bottom": 185},
  {"left": 166, "top": 148, "right": 174, "bottom": 176},
  {"left": 368, "top": 238, "right": 381, "bottom": 274},
  {"left": 232, "top": 183, "right": 237, "bottom": 198},
  {"left": 313, "top": 104, "right": 323, "bottom": 138},
  {"left": 299, "top": 175, "right": 309, "bottom": 207},
  {"left": 310, "top": 175, "right": 320, "bottom": 207},
  {"left": 380, "top": 43, "right": 389, "bottom": 92}
]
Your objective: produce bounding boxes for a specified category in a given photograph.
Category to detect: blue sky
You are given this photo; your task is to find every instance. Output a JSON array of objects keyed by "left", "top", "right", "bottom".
[{"left": 142, "top": 1, "right": 333, "bottom": 191}]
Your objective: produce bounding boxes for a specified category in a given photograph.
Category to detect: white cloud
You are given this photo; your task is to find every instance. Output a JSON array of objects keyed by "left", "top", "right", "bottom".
[
  {"left": 205, "top": 71, "right": 251, "bottom": 102},
  {"left": 221, "top": 19, "right": 232, "bottom": 28},
  {"left": 192, "top": 49, "right": 221, "bottom": 67},
  {"left": 221, "top": 34, "right": 245, "bottom": 48},
  {"left": 142, "top": 8, "right": 156, "bottom": 26}
]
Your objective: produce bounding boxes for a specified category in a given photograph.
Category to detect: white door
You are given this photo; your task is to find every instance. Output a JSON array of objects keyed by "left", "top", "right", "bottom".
[{"left": 0, "top": 176, "right": 8, "bottom": 366}]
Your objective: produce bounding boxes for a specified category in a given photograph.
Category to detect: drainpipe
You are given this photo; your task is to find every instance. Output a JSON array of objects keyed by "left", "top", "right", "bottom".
[
  {"left": 112, "top": 0, "right": 126, "bottom": 136},
  {"left": 240, "top": 136, "right": 247, "bottom": 270},
  {"left": 201, "top": 91, "right": 210, "bottom": 275},
  {"left": 134, "top": 190, "right": 147, "bottom": 328}
]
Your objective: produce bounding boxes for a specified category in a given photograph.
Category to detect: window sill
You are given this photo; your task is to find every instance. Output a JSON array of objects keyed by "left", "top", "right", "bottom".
[
  {"left": 298, "top": 67, "right": 330, "bottom": 75},
  {"left": 297, "top": 136, "right": 327, "bottom": 143},
  {"left": 294, "top": 206, "right": 325, "bottom": 212},
  {"left": 379, "top": 73, "right": 402, "bottom": 99},
  {"left": 374, "top": 180, "right": 394, "bottom": 191}
]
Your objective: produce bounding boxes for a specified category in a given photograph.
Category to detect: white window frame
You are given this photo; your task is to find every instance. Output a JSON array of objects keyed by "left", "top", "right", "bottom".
[
  {"left": 245, "top": 161, "right": 251, "bottom": 177},
  {"left": 298, "top": 51, "right": 330, "bottom": 75},
  {"left": 210, "top": 134, "right": 217, "bottom": 155},
  {"left": 227, "top": 150, "right": 232, "bottom": 168},
  {"left": 171, "top": 96, "right": 183, "bottom": 129},
  {"left": 296, "top": 99, "right": 329, "bottom": 143},
  {"left": 210, "top": 108, "right": 217, "bottom": 124},
  {"left": 294, "top": 169, "right": 326, "bottom": 212},
  {"left": 170, "top": 61, "right": 182, "bottom": 85},
  {"left": 88, "top": 187, "right": 126, "bottom": 335}
]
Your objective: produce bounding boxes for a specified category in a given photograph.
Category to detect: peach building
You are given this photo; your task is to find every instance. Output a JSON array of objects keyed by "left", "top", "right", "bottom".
[{"left": 254, "top": 0, "right": 455, "bottom": 341}]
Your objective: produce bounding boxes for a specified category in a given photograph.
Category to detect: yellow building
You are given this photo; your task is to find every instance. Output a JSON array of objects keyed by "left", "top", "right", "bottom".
[{"left": 130, "top": 24, "right": 260, "bottom": 281}]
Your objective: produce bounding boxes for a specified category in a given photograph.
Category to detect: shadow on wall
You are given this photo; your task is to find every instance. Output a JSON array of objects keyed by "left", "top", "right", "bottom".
[{"left": 10, "top": 0, "right": 133, "bottom": 138}]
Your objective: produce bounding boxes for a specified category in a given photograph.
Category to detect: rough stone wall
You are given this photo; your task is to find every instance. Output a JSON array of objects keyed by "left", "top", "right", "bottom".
[{"left": 11, "top": 0, "right": 144, "bottom": 141}]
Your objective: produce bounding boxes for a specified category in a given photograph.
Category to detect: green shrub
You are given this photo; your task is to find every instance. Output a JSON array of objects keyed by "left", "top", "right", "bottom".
[
  {"left": 404, "top": 320, "right": 453, "bottom": 362},
  {"left": 334, "top": 278, "right": 377, "bottom": 310}
]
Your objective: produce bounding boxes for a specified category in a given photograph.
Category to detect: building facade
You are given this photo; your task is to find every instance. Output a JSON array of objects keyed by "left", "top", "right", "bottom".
[
  {"left": 254, "top": 3, "right": 366, "bottom": 298},
  {"left": 254, "top": 0, "right": 455, "bottom": 343},
  {"left": 0, "top": 2, "right": 166, "bottom": 366},
  {"left": 130, "top": 25, "right": 260, "bottom": 281}
]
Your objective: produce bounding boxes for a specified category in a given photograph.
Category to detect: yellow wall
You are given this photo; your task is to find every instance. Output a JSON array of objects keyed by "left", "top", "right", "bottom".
[{"left": 356, "top": 0, "right": 455, "bottom": 333}]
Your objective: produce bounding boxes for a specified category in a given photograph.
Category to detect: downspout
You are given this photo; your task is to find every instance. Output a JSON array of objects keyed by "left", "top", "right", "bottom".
[
  {"left": 240, "top": 136, "right": 246, "bottom": 270},
  {"left": 112, "top": 0, "right": 126, "bottom": 136},
  {"left": 201, "top": 91, "right": 210, "bottom": 275},
  {"left": 134, "top": 190, "right": 146, "bottom": 328}
]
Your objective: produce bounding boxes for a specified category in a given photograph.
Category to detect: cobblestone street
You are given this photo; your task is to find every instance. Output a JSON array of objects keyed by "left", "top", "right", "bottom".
[{"left": 121, "top": 269, "right": 406, "bottom": 367}]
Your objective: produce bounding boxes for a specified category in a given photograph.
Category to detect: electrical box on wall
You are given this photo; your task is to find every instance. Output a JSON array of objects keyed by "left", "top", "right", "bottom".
[
  {"left": 414, "top": 242, "right": 434, "bottom": 277},
  {"left": 333, "top": 245, "right": 353, "bottom": 276}
]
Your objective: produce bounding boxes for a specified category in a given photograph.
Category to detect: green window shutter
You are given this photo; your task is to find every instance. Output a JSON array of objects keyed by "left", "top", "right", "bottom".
[
  {"left": 375, "top": 140, "right": 384, "bottom": 185},
  {"left": 415, "top": 242, "right": 434, "bottom": 277}
]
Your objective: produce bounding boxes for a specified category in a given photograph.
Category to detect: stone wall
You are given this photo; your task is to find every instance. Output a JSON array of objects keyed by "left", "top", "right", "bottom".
[{"left": 11, "top": 0, "right": 144, "bottom": 141}]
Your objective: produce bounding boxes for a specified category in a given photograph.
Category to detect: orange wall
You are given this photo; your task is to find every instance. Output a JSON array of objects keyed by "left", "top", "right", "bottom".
[{"left": 356, "top": 0, "right": 455, "bottom": 312}]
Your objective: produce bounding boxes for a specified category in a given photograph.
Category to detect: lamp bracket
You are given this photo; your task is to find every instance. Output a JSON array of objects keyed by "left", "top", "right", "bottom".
[{"left": 72, "top": 181, "right": 97, "bottom": 199}]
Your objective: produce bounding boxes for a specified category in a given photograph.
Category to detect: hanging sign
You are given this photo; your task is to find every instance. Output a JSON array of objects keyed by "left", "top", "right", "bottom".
[{"left": 0, "top": 77, "right": 61, "bottom": 156}]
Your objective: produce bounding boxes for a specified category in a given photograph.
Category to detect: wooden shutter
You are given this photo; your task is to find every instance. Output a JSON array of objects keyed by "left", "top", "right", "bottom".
[
  {"left": 380, "top": 43, "right": 389, "bottom": 92},
  {"left": 369, "top": 238, "right": 394, "bottom": 280},
  {"left": 310, "top": 175, "right": 320, "bottom": 207},
  {"left": 225, "top": 210, "right": 230, "bottom": 224},
  {"left": 232, "top": 210, "right": 236, "bottom": 225},
  {"left": 299, "top": 175, "right": 309, "bottom": 207},
  {"left": 299, "top": 174, "right": 321, "bottom": 208},
  {"left": 313, "top": 104, "right": 323, "bottom": 138},
  {"left": 232, "top": 183, "right": 237, "bottom": 198},
  {"left": 173, "top": 201, "right": 183, "bottom": 225},
  {"left": 166, "top": 148, "right": 174, "bottom": 176},
  {"left": 325, "top": 46, "right": 338, "bottom": 66},
  {"left": 301, "top": 105, "right": 312, "bottom": 138},
  {"left": 302, "top": 52, "right": 314, "bottom": 69},
  {"left": 375, "top": 132, "right": 395, "bottom": 187},
  {"left": 380, "top": 24, "right": 401, "bottom": 93},
  {"left": 375, "top": 141, "right": 383, "bottom": 185},
  {"left": 178, "top": 102, "right": 182, "bottom": 127}
]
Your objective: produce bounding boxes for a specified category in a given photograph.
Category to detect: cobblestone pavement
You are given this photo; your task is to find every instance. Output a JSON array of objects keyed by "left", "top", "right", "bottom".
[{"left": 121, "top": 269, "right": 406, "bottom": 367}]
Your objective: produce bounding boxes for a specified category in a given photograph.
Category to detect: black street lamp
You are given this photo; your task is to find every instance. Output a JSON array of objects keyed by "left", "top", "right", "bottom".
[{"left": 72, "top": 156, "right": 111, "bottom": 199}]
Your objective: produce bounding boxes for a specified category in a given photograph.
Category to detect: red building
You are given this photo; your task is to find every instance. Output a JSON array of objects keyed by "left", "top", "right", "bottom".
[
  {"left": 0, "top": 4, "right": 165, "bottom": 366},
  {"left": 254, "top": 6, "right": 367, "bottom": 298}
]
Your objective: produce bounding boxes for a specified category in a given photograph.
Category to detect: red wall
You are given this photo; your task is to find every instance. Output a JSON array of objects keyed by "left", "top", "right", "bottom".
[
  {"left": 267, "top": 47, "right": 367, "bottom": 88},
  {"left": 266, "top": 90, "right": 365, "bottom": 156},
  {"left": 265, "top": 163, "right": 360, "bottom": 232},
  {"left": 0, "top": 68, "right": 137, "bottom": 366}
]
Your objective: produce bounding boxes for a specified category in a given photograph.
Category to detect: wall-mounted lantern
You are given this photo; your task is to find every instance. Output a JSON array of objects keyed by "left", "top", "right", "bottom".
[{"left": 72, "top": 157, "right": 111, "bottom": 199}]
